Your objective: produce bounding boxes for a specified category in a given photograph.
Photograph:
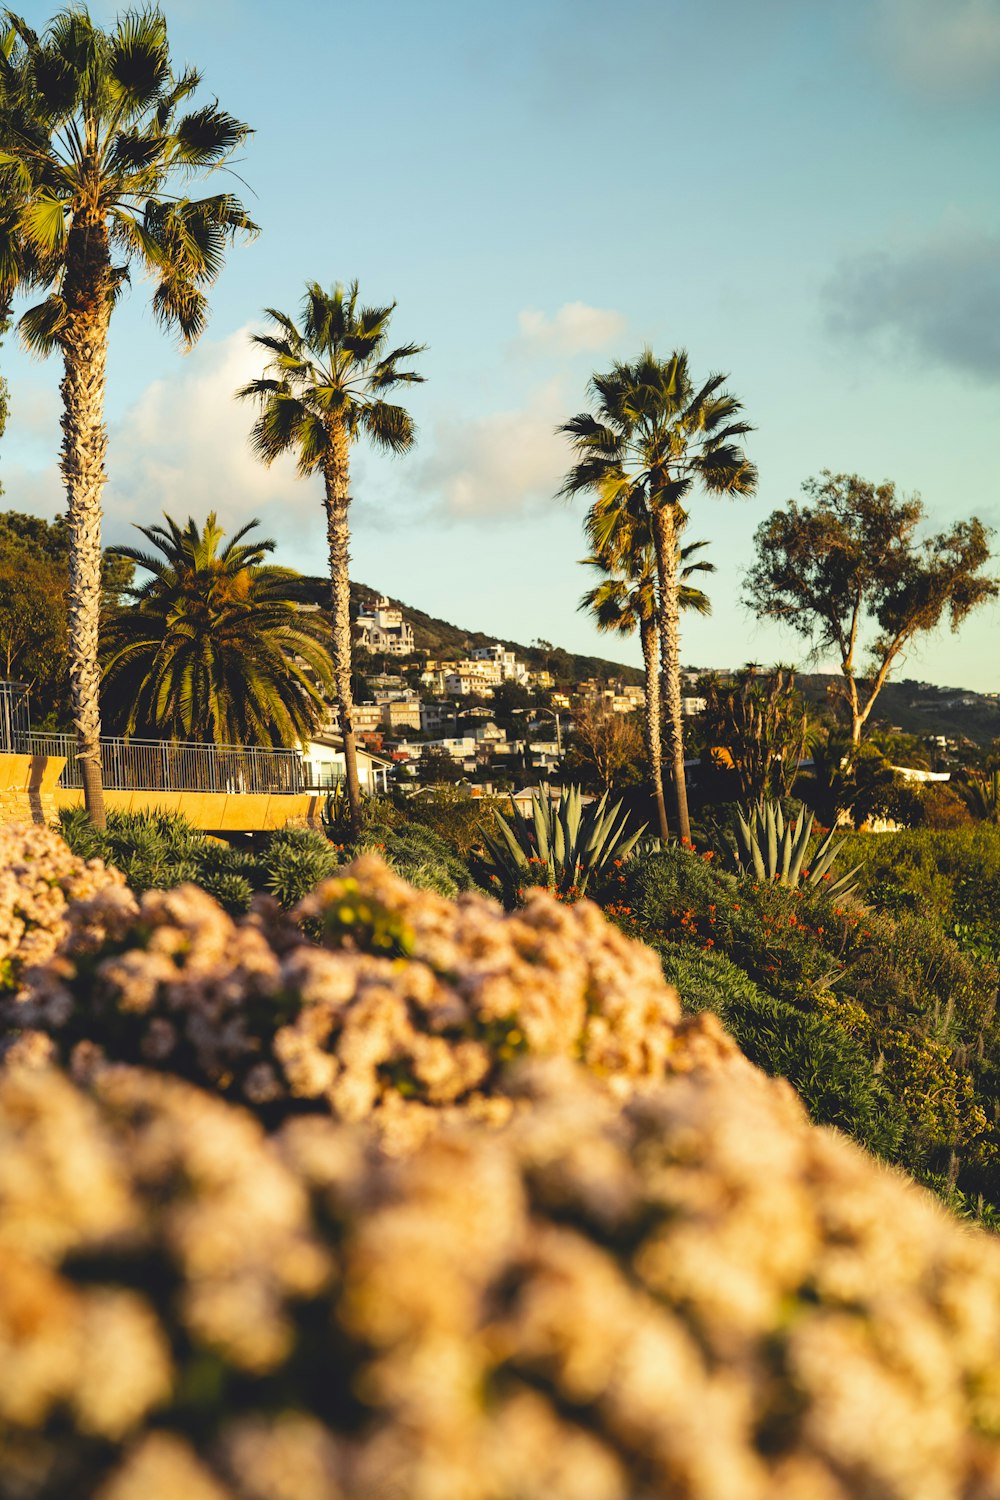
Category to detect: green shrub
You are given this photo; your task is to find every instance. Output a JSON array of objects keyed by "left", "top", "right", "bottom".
[
  {"left": 259, "top": 826, "right": 342, "bottom": 907},
  {"left": 475, "top": 784, "right": 647, "bottom": 908},
  {"left": 656, "top": 944, "right": 904, "bottom": 1158},
  {"left": 57, "top": 809, "right": 351, "bottom": 913},
  {"left": 605, "top": 842, "right": 1000, "bottom": 1215},
  {"left": 354, "top": 819, "right": 479, "bottom": 899},
  {"left": 839, "top": 825, "right": 1000, "bottom": 959},
  {"left": 57, "top": 807, "right": 258, "bottom": 907},
  {"left": 405, "top": 785, "right": 503, "bottom": 856},
  {"left": 727, "top": 797, "right": 862, "bottom": 896}
]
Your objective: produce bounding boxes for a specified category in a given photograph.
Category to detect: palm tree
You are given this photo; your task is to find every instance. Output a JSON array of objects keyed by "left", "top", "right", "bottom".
[
  {"left": 560, "top": 351, "right": 756, "bottom": 843},
  {"left": 580, "top": 523, "right": 714, "bottom": 842},
  {"left": 101, "top": 513, "right": 333, "bottom": 747},
  {"left": 0, "top": 8, "right": 254, "bottom": 824},
  {"left": 238, "top": 280, "right": 424, "bottom": 836}
]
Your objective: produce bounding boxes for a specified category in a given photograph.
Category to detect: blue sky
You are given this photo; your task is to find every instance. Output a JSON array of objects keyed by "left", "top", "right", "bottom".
[{"left": 3, "top": 0, "right": 999, "bottom": 689}]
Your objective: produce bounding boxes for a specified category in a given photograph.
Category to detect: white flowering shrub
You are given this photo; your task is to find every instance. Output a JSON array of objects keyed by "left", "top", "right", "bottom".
[
  {"left": 0, "top": 824, "right": 125, "bottom": 990},
  {"left": 3, "top": 827, "right": 1000, "bottom": 1499},
  {"left": 4, "top": 849, "right": 740, "bottom": 1149},
  {"left": 0, "top": 1059, "right": 999, "bottom": 1499}
]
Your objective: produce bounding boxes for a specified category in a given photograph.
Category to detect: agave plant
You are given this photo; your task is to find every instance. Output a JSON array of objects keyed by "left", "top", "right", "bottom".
[
  {"left": 474, "top": 784, "right": 646, "bottom": 906},
  {"left": 962, "top": 770, "right": 1000, "bottom": 825},
  {"left": 731, "top": 799, "right": 862, "bottom": 898}
]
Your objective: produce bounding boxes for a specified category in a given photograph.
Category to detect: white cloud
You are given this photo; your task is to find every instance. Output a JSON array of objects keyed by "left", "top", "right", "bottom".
[
  {"left": 515, "top": 301, "right": 626, "bottom": 357},
  {"left": 101, "top": 328, "right": 329, "bottom": 565},
  {"left": 874, "top": 0, "right": 1000, "bottom": 95},
  {"left": 417, "top": 379, "right": 570, "bottom": 520}
]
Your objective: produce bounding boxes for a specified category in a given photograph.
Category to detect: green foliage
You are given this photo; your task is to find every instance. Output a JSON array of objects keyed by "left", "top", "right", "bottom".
[
  {"left": 560, "top": 348, "right": 757, "bottom": 839},
  {"left": 260, "top": 827, "right": 342, "bottom": 908},
  {"left": 604, "top": 840, "right": 1000, "bottom": 1216},
  {"left": 745, "top": 472, "right": 998, "bottom": 739},
  {"left": 101, "top": 512, "right": 333, "bottom": 746},
  {"left": 57, "top": 806, "right": 215, "bottom": 892},
  {"left": 0, "top": 510, "right": 134, "bottom": 728},
  {"left": 702, "top": 665, "right": 810, "bottom": 803},
  {"left": 474, "top": 784, "right": 646, "bottom": 905},
  {"left": 656, "top": 945, "right": 903, "bottom": 1158},
  {"left": 729, "top": 798, "right": 862, "bottom": 897},
  {"left": 0, "top": 7, "right": 255, "bottom": 346},
  {"left": 354, "top": 819, "right": 478, "bottom": 899},
  {"left": 837, "top": 825, "right": 1000, "bottom": 960},
  {"left": 56, "top": 808, "right": 344, "bottom": 913},
  {"left": 239, "top": 281, "right": 425, "bottom": 474},
  {"left": 962, "top": 770, "right": 1000, "bottom": 824},
  {"left": 800, "top": 733, "right": 922, "bottom": 828},
  {"left": 197, "top": 871, "right": 255, "bottom": 915},
  {"left": 405, "top": 786, "right": 502, "bottom": 856}
]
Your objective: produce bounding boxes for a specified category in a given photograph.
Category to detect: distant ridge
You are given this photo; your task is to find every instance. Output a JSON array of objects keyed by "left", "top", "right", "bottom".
[{"left": 291, "top": 576, "right": 646, "bottom": 688}]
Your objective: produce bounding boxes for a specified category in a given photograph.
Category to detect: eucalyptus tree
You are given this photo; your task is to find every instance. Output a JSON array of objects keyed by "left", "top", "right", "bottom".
[
  {"left": 746, "top": 472, "right": 998, "bottom": 745},
  {"left": 0, "top": 7, "right": 254, "bottom": 823},
  {"left": 239, "top": 280, "right": 424, "bottom": 835},
  {"left": 560, "top": 351, "right": 756, "bottom": 842},
  {"left": 102, "top": 513, "right": 333, "bottom": 747},
  {"left": 580, "top": 522, "right": 714, "bottom": 842}
]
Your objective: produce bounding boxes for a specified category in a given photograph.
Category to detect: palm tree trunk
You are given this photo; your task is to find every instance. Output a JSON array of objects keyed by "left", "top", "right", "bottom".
[
  {"left": 59, "top": 215, "right": 112, "bottom": 828},
  {"left": 323, "top": 418, "right": 363, "bottom": 838},
  {"left": 640, "top": 615, "right": 669, "bottom": 842},
  {"left": 652, "top": 505, "right": 691, "bottom": 844}
]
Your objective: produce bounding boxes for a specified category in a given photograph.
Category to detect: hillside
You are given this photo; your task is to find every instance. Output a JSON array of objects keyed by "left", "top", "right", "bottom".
[
  {"left": 796, "top": 673, "right": 1000, "bottom": 747},
  {"left": 290, "top": 576, "right": 997, "bottom": 738},
  {"left": 293, "top": 576, "right": 646, "bottom": 687}
]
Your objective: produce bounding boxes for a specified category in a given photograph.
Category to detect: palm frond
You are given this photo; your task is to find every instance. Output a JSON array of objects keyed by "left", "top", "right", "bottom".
[
  {"left": 107, "top": 9, "right": 170, "bottom": 120},
  {"left": 171, "top": 104, "right": 250, "bottom": 167},
  {"left": 16, "top": 290, "right": 65, "bottom": 353}
]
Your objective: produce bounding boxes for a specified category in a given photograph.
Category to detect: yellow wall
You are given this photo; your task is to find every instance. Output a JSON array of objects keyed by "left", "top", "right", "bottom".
[
  {"left": 0, "top": 752, "right": 65, "bottom": 826},
  {"left": 54, "top": 787, "right": 324, "bottom": 830},
  {"left": 0, "top": 752, "right": 322, "bottom": 831}
]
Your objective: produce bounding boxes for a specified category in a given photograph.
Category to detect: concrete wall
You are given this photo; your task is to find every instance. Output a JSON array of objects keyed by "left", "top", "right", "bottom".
[
  {"left": 0, "top": 752, "right": 65, "bottom": 826},
  {"left": 0, "top": 752, "right": 323, "bottom": 831}
]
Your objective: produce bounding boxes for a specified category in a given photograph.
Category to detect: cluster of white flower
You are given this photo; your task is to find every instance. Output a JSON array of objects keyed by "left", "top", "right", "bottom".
[
  {"left": 0, "top": 824, "right": 124, "bottom": 989},
  {"left": 5, "top": 850, "right": 742, "bottom": 1148},
  {"left": 0, "top": 1057, "right": 999, "bottom": 1499}
]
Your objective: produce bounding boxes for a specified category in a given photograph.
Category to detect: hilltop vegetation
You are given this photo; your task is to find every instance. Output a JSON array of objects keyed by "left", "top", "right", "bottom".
[{"left": 290, "top": 574, "right": 646, "bottom": 686}]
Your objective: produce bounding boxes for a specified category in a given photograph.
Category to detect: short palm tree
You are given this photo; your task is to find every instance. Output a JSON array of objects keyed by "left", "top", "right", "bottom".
[
  {"left": 581, "top": 522, "right": 714, "bottom": 842},
  {"left": 102, "top": 513, "right": 334, "bottom": 747},
  {"left": 238, "top": 280, "right": 424, "bottom": 836},
  {"left": 0, "top": 7, "right": 254, "bottom": 824},
  {"left": 561, "top": 351, "right": 756, "bottom": 842}
]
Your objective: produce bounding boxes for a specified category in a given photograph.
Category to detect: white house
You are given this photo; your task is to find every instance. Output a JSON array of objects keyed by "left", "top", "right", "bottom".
[
  {"left": 471, "top": 644, "right": 526, "bottom": 682},
  {"left": 444, "top": 668, "right": 495, "bottom": 698},
  {"left": 300, "top": 735, "right": 392, "bottom": 793},
  {"left": 353, "top": 596, "right": 414, "bottom": 656}
]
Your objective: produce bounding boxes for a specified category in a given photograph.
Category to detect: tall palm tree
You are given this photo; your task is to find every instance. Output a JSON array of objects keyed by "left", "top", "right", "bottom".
[
  {"left": 0, "top": 7, "right": 254, "bottom": 824},
  {"left": 580, "top": 523, "right": 714, "bottom": 842},
  {"left": 560, "top": 350, "right": 756, "bottom": 843},
  {"left": 238, "top": 280, "right": 424, "bottom": 836},
  {"left": 101, "top": 513, "right": 333, "bottom": 747}
]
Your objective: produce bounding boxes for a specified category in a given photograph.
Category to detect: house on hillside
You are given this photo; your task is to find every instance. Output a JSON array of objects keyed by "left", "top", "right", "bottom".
[
  {"left": 354, "top": 596, "right": 414, "bottom": 656},
  {"left": 444, "top": 667, "right": 495, "bottom": 698},
  {"left": 471, "top": 644, "right": 527, "bottom": 682}
]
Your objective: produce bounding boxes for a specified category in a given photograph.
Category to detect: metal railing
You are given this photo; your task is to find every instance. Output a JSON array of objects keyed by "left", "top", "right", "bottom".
[
  {"left": 0, "top": 679, "right": 307, "bottom": 795},
  {"left": 302, "top": 767, "right": 347, "bottom": 790},
  {"left": 4, "top": 727, "right": 304, "bottom": 796},
  {"left": 0, "top": 681, "right": 30, "bottom": 750}
]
